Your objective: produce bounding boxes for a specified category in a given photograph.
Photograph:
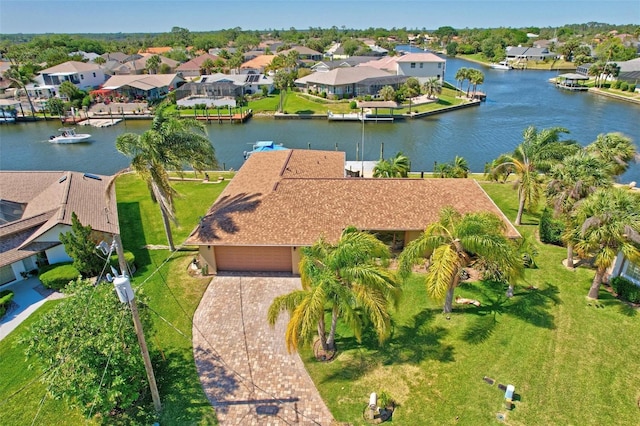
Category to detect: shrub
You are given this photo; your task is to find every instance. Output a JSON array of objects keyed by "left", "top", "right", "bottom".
[
  {"left": 39, "top": 263, "right": 81, "bottom": 290},
  {"left": 539, "top": 208, "right": 565, "bottom": 246},
  {"left": 364, "top": 95, "right": 372, "bottom": 101},
  {"left": 612, "top": 80, "right": 622, "bottom": 89},
  {"left": 349, "top": 100, "right": 357, "bottom": 109},
  {"left": 321, "top": 91, "right": 327, "bottom": 98},
  {"left": 0, "top": 289, "right": 14, "bottom": 307},
  {"left": 620, "top": 81, "right": 629, "bottom": 91},
  {"left": 629, "top": 84, "right": 637, "bottom": 92},
  {"left": 610, "top": 276, "right": 640, "bottom": 303}
]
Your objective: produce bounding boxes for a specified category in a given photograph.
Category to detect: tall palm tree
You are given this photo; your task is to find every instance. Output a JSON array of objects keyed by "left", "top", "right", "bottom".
[
  {"left": 422, "top": 77, "right": 442, "bottom": 99},
  {"left": 115, "top": 105, "right": 218, "bottom": 250},
  {"left": 267, "top": 227, "right": 401, "bottom": 353},
  {"left": 573, "top": 187, "right": 640, "bottom": 299},
  {"left": 200, "top": 58, "right": 216, "bottom": 75},
  {"left": 491, "top": 126, "right": 579, "bottom": 225},
  {"left": 373, "top": 152, "right": 410, "bottom": 178},
  {"left": 5, "top": 63, "right": 38, "bottom": 117},
  {"left": 546, "top": 150, "right": 612, "bottom": 267},
  {"left": 468, "top": 69, "right": 485, "bottom": 97},
  {"left": 398, "top": 208, "right": 523, "bottom": 313},
  {"left": 585, "top": 132, "right": 637, "bottom": 178},
  {"left": 454, "top": 67, "right": 469, "bottom": 94}
]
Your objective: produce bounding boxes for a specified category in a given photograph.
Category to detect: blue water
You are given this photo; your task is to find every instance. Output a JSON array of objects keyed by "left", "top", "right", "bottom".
[{"left": 1, "top": 56, "right": 639, "bottom": 183}]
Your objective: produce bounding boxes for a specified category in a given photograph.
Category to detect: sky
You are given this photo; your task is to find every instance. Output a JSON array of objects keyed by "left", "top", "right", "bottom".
[{"left": 0, "top": 0, "right": 638, "bottom": 34}]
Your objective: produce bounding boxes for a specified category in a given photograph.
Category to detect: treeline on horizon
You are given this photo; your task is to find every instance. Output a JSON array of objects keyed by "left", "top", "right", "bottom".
[{"left": 1, "top": 22, "right": 638, "bottom": 67}]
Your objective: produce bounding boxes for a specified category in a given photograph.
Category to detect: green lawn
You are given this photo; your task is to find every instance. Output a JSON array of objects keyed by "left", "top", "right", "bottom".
[
  {"left": 304, "top": 181, "right": 640, "bottom": 425},
  {"left": 0, "top": 173, "right": 230, "bottom": 425}
]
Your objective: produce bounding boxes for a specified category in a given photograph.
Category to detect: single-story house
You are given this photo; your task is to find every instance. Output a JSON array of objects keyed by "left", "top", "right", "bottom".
[
  {"left": 325, "top": 43, "right": 349, "bottom": 60},
  {"left": 610, "top": 255, "right": 640, "bottom": 287},
  {"left": 27, "top": 61, "right": 106, "bottom": 99},
  {"left": 98, "top": 73, "right": 183, "bottom": 100},
  {"left": 311, "top": 56, "right": 379, "bottom": 72},
  {"left": 176, "top": 53, "right": 221, "bottom": 78},
  {"left": 186, "top": 149, "right": 519, "bottom": 274},
  {"left": 100, "top": 52, "right": 143, "bottom": 64},
  {"left": 506, "top": 46, "right": 557, "bottom": 61},
  {"left": 280, "top": 46, "right": 323, "bottom": 62},
  {"left": 175, "top": 73, "right": 273, "bottom": 107},
  {"left": 109, "top": 54, "right": 180, "bottom": 76},
  {"left": 616, "top": 58, "right": 640, "bottom": 84},
  {"left": 0, "top": 171, "right": 119, "bottom": 287},
  {"left": 294, "top": 66, "right": 408, "bottom": 98},
  {"left": 240, "top": 55, "right": 276, "bottom": 74},
  {"left": 138, "top": 46, "right": 173, "bottom": 55}
]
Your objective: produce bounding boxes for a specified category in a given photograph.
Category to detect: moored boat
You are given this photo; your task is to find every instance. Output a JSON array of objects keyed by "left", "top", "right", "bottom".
[
  {"left": 243, "top": 141, "right": 288, "bottom": 159},
  {"left": 490, "top": 60, "right": 512, "bottom": 70},
  {"left": 49, "top": 127, "right": 92, "bottom": 144}
]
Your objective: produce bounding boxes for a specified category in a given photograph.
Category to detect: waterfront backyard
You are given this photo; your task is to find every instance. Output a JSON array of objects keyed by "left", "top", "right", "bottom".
[{"left": 0, "top": 176, "right": 639, "bottom": 425}]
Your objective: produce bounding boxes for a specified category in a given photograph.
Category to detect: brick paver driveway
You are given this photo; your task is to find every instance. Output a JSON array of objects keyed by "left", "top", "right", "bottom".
[{"left": 193, "top": 275, "right": 334, "bottom": 425}]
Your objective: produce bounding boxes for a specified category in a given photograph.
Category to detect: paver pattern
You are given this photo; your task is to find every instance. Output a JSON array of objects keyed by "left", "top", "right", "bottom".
[{"left": 193, "top": 275, "right": 334, "bottom": 425}]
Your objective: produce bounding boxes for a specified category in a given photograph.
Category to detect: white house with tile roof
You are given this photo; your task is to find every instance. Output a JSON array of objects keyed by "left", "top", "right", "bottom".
[{"left": 0, "top": 171, "right": 119, "bottom": 287}]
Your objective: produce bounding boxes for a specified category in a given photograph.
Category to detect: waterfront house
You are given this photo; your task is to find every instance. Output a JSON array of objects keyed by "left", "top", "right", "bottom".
[
  {"left": 310, "top": 57, "right": 374, "bottom": 72},
  {"left": 98, "top": 73, "right": 183, "bottom": 101},
  {"left": 505, "top": 46, "right": 557, "bottom": 61},
  {"left": 360, "top": 52, "right": 446, "bottom": 81},
  {"left": 0, "top": 171, "right": 119, "bottom": 287},
  {"left": 294, "top": 66, "right": 408, "bottom": 98},
  {"left": 28, "top": 61, "right": 105, "bottom": 99},
  {"left": 186, "top": 149, "right": 519, "bottom": 274},
  {"left": 175, "top": 73, "right": 273, "bottom": 108}
]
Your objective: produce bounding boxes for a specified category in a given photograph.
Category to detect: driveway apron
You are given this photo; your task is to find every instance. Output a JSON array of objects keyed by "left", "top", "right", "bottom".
[{"left": 193, "top": 275, "right": 334, "bottom": 425}]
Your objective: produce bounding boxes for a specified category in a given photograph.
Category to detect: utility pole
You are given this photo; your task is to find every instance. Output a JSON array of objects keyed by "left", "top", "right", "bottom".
[{"left": 111, "top": 234, "right": 162, "bottom": 414}]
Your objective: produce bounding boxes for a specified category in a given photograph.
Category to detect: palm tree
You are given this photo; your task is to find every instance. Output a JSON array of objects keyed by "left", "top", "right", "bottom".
[
  {"left": 373, "top": 152, "right": 410, "bottom": 178},
  {"left": 491, "top": 126, "right": 579, "bottom": 225},
  {"left": 145, "top": 55, "right": 161, "bottom": 74},
  {"left": 585, "top": 132, "right": 637, "bottom": 178},
  {"left": 422, "top": 77, "right": 442, "bottom": 99},
  {"left": 115, "top": 105, "right": 218, "bottom": 250},
  {"left": 468, "top": 69, "right": 484, "bottom": 97},
  {"left": 573, "top": 188, "right": 640, "bottom": 299},
  {"left": 379, "top": 85, "right": 396, "bottom": 102},
  {"left": 200, "top": 58, "right": 216, "bottom": 75},
  {"left": 267, "top": 227, "right": 401, "bottom": 353},
  {"left": 546, "top": 150, "right": 612, "bottom": 267},
  {"left": 4, "top": 63, "right": 38, "bottom": 117},
  {"left": 454, "top": 67, "right": 469, "bottom": 94},
  {"left": 398, "top": 207, "right": 523, "bottom": 313}
]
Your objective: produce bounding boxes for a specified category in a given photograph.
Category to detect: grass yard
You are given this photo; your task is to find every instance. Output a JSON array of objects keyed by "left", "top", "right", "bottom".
[
  {"left": 0, "top": 173, "right": 229, "bottom": 425},
  {"left": 304, "top": 181, "right": 640, "bottom": 425}
]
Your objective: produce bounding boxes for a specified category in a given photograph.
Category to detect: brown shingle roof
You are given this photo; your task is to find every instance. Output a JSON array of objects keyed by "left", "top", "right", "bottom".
[{"left": 187, "top": 150, "right": 519, "bottom": 247}]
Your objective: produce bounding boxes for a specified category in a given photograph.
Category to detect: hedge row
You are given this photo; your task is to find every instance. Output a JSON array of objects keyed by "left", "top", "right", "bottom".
[
  {"left": 610, "top": 276, "right": 640, "bottom": 304},
  {"left": 39, "top": 263, "right": 81, "bottom": 290},
  {"left": 0, "top": 289, "right": 14, "bottom": 317}
]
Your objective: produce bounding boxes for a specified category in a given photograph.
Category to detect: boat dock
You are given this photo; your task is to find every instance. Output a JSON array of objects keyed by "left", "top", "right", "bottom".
[
  {"left": 327, "top": 112, "right": 394, "bottom": 122},
  {"left": 78, "top": 118, "right": 123, "bottom": 128},
  {"left": 193, "top": 109, "right": 253, "bottom": 123}
]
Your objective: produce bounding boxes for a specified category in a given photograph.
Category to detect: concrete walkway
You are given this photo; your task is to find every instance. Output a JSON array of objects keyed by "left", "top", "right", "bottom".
[
  {"left": 0, "top": 278, "right": 63, "bottom": 341},
  {"left": 193, "top": 275, "right": 334, "bottom": 425}
]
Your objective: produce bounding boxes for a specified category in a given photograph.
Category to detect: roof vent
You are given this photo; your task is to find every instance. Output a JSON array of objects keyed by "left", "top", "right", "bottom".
[{"left": 58, "top": 175, "right": 68, "bottom": 183}]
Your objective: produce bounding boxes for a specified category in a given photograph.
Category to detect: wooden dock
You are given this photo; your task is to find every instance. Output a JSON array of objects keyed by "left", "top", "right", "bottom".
[{"left": 193, "top": 109, "right": 253, "bottom": 123}]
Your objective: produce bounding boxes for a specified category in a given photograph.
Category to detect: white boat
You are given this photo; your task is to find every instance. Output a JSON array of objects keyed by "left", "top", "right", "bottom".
[
  {"left": 49, "top": 127, "right": 92, "bottom": 144},
  {"left": 0, "top": 110, "right": 16, "bottom": 123},
  {"left": 490, "top": 60, "right": 512, "bottom": 70},
  {"left": 243, "top": 141, "right": 287, "bottom": 159}
]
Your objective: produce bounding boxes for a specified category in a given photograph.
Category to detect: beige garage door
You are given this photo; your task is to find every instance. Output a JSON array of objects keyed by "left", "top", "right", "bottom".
[{"left": 215, "top": 246, "right": 292, "bottom": 272}]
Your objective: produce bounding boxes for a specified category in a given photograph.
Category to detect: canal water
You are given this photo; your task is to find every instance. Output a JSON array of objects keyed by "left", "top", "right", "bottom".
[{"left": 1, "top": 56, "right": 639, "bottom": 183}]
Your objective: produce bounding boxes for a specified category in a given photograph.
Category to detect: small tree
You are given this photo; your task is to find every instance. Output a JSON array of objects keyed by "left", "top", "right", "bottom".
[
  {"left": 20, "top": 278, "right": 153, "bottom": 419},
  {"left": 59, "top": 212, "right": 104, "bottom": 277}
]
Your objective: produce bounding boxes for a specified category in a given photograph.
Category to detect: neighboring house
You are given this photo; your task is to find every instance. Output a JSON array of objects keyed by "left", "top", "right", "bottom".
[
  {"left": 325, "top": 43, "right": 349, "bottom": 60},
  {"left": 176, "top": 53, "right": 221, "bottom": 78},
  {"left": 294, "top": 66, "right": 408, "bottom": 98},
  {"left": 239, "top": 55, "right": 276, "bottom": 74},
  {"left": 100, "top": 52, "right": 142, "bottom": 64},
  {"left": 358, "top": 52, "right": 446, "bottom": 81},
  {"left": 138, "top": 46, "right": 173, "bottom": 55},
  {"left": 0, "top": 171, "right": 119, "bottom": 287},
  {"left": 186, "top": 149, "right": 519, "bottom": 274},
  {"left": 506, "top": 46, "right": 557, "bottom": 61},
  {"left": 209, "top": 47, "right": 238, "bottom": 56},
  {"left": 28, "top": 61, "right": 105, "bottom": 99},
  {"left": 616, "top": 58, "right": 640, "bottom": 84},
  {"left": 175, "top": 73, "right": 273, "bottom": 107},
  {"left": 610, "top": 255, "right": 640, "bottom": 286},
  {"left": 280, "top": 46, "right": 323, "bottom": 61},
  {"left": 310, "top": 56, "right": 375, "bottom": 72},
  {"left": 109, "top": 55, "right": 179, "bottom": 75},
  {"left": 98, "top": 73, "right": 183, "bottom": 100},
  {"left": 69, "top": 50, "right": 101, "bottom": 62}
]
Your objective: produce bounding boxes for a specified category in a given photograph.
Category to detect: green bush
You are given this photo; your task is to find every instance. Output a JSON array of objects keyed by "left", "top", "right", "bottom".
[
  {"left": 629, "top": 84, "right": 636, "bottom": 92},
  {"left": 612, "top": 80, "right": 622, "bottom": 89},
  {"left": 620, "top": 81, "right": 629, "bottom": 91},
  {"left": 610, "top": 276, "right": 640, "bottom": 303},
  {"left": 0, "top": 289, "right": 15, "bottom": 317},
  {"left": 349, "top": 100, "right": 357, "bottom": 109},
  {"left": 539, "top": 208, "right": 565, "bottom": 246},
  {"left": 39, "top": 263, "right": 81, "bottom": 290}
]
